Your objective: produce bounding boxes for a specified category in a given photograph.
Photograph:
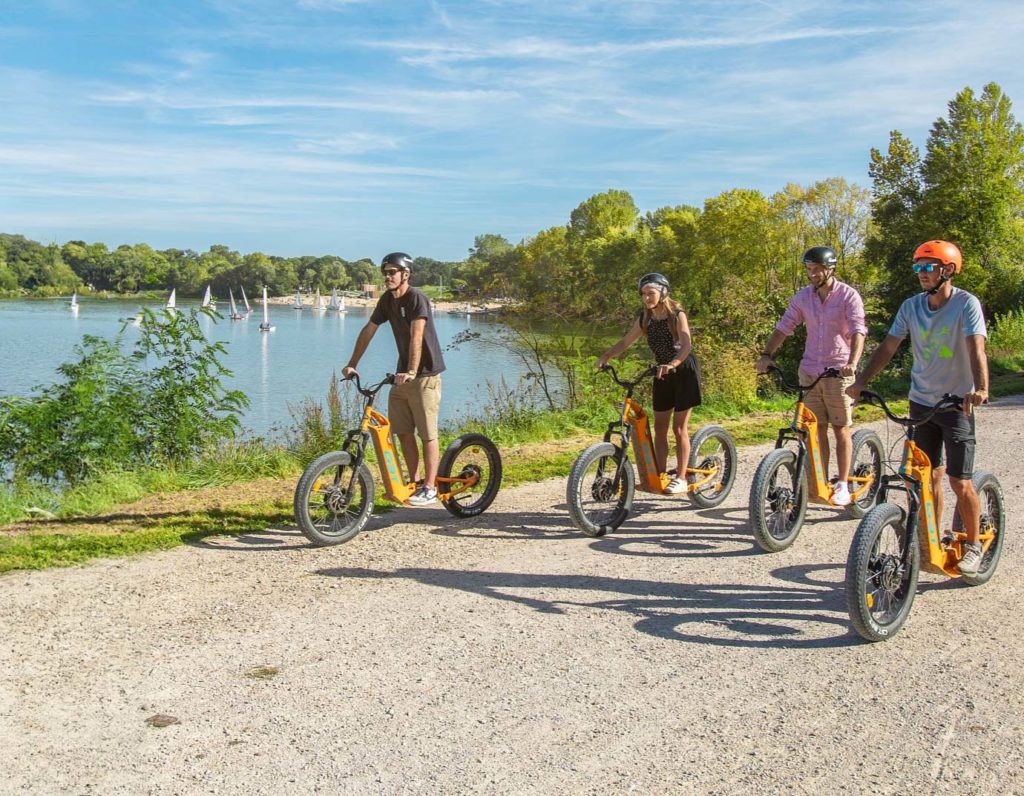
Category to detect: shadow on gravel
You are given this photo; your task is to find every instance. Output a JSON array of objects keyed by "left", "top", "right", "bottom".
[{"left": 316, "top": 563, "right": 860, "bottom": 649}]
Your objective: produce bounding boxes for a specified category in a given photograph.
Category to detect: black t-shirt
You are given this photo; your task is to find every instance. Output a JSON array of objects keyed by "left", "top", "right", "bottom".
[{"left": 369, "top": 287, "right": 446, "bottom": 376}]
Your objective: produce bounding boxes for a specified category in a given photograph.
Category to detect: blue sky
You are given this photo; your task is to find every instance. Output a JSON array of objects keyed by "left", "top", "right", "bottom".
[{"left": 2, "top": 0, "right": 1023, "bottom": 261}]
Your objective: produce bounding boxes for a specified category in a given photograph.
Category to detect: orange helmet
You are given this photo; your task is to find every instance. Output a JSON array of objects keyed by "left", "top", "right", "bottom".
[{"left": 913, "top": 240, "right": 962, "bottom": 274}]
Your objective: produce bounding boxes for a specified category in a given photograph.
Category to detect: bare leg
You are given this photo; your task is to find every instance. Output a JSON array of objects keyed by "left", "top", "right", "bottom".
[
  {"left": 423, "top": 438, "right": 440, "bottom": 489},
  {"left": 653, "top": 409, "right": 671, "bottom": 473},
  {"left": 949, "top": 475, "right": 980, "bottom": 544},
  {"left": 834, "top": 424, "right": 852, "bottom": 482},
  {"left": 397, "top": 432, "right": 420, "bottom": 484},
  {"left": 673, "top": 408, "right": 693, "bottom": 476},
  {"left": 816, "top": 423, "right": 831, "bottom": 479},
  {"left": 931, "top": 465, "right": 945, "bottom": 532}
]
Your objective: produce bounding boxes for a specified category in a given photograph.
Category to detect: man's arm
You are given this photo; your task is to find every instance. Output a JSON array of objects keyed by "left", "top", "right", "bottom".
[
  {"left": 395, "top": 317, "right": 427, "bottom": 385},
  {"left": 846, "top": 334, "right": 903, "bottom": 402},
  {"left": 964, "top": 334, "right": 989, "bottom": 416},
  {"left": 755, "top": 329, "right": 789, "bottom": 374},
  {"left": 342, "top": 321, "right": 379, "bottom": 378},
  {"left": 842, "top": 332, "right": 865, "bottom": 377}
]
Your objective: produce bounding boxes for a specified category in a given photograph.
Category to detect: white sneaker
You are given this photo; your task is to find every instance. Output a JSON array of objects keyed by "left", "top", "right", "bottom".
[
  {"left": 406, "top": 486, "right": 438, "bottom": 506},
  {"left": 663, "top": 477, "right": 687, "bottom": 495},
  {"left": 958, "top": 542, "right": 983, "bottom": 576},
  {"left": 831, "top": 480, "right": 851, "bottom": 507}
]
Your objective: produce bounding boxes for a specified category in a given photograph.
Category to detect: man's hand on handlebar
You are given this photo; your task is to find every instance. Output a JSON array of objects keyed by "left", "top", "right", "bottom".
[
  {"left": 964, "top": 389, "right": 988, "bottom": 417},
  {"left": 845, "top": 379, "right": 865, "bottom": 406},
  {"left": 342, "top": 366, "right": 358, "bottom": 380},
  {"left": 754, "top": 354, "right": 773, "bottom": 375}
]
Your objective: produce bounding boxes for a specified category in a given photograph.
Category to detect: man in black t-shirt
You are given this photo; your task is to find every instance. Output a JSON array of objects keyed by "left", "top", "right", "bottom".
[{"left": 343, "top": 253, "right": 446, "bottom": 506}]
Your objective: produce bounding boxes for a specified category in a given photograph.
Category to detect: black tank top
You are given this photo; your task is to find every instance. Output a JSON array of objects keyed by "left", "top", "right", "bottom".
[{"left": 644, "top": 313, "right": 680, "bottom": 364}]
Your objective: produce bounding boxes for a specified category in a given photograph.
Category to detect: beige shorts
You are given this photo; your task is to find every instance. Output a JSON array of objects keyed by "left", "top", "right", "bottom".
[
  {"left": 388, "top": 375, "right": 442, "bottom": 441},
  {"left": 799, "top": 369, "right": 854, "bottom": 427}
]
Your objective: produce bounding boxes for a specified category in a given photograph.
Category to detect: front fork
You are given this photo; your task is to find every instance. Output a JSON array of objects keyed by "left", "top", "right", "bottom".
[{"left": 601, "top": 420, "right": 632, "bottom": 487}]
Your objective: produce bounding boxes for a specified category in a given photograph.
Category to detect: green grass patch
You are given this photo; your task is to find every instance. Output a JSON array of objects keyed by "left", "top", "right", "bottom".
[{"left": 0, "top": 502, "right": 293, "bottom": 573}]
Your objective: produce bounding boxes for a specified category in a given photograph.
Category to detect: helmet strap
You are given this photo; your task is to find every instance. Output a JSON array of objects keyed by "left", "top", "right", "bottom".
[{"left": 926, "top": 272, "right": 950, "bottom": 296}]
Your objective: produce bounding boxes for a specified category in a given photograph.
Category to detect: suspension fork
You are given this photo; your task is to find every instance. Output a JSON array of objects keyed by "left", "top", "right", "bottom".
[
  {"left": 601, "top": 420, "right": 632, "bottom": 485},
  {"left": 775, "top": 427, "right": 810, "bottom": 496}
]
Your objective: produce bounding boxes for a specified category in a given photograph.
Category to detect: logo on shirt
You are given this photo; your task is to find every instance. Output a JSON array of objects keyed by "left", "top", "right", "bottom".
[{"left": 919, "top": 323, "right": 954, "bottom": 360}]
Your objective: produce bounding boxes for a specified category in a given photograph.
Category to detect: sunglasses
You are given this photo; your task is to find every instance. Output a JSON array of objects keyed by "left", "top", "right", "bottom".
[
  {"left": 382, "top": 269, "right": 402, "bottom": 277},
  {"left": 912, "top": 262, "right": 940, "bottom": 273}
]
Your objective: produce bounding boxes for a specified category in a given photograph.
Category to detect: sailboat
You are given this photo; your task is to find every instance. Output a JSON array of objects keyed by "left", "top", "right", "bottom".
[
  {"left": 240, "top": 285, "right": 252, "bottom": 315},
  {"left": 165, "top": 288, "right": 177, "bottom": 313},
  {"left": 228, "top": 288, "right": 244, "bottom": 320},
  {"left": 201, "top": 285, "right": 216, "bottom": 309},
  {"left": 313, "top": 288, "right": 326, "bottom": 312},
  {"left": 259, "top": 286, "right": 275, "bottom": 332},
  {"left": 68, "top": 292, "right": 79, "bottom": 312},
  {"left": 338, "top": 294, "right": 347, "bottom": 313},
  {"left": 328, "top": 288, "right": 340, "bottom": 311},
  {"left": 292, "top": 288, "right": 303, "bottom": 310}
]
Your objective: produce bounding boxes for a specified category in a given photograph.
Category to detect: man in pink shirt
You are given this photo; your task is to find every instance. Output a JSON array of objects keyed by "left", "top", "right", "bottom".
[{"left": 755, "top": 246, "right": 867, "bottom": 506}]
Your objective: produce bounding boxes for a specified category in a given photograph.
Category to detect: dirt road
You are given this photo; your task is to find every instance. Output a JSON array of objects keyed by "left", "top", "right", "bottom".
[{"left": 2, "top": 398, "right": 1022, "bottom": 794}]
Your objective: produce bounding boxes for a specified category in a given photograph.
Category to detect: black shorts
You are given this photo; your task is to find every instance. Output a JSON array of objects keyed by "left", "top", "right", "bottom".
[
  {"left": 652, "top": 353, "right": 703, "bottom": 413},
  {"left": 909, "top": 401, "right": 976, "bottom": 479}
]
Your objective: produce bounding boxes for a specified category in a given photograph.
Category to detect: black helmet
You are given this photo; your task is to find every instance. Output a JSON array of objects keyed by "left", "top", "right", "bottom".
[
  {"left": 381, "top": 252, "right": 413, "bottom": 272},
  {"left": 638, "top": 272, "right": 670, "bottom": 292},
  {"left": 802, "top": 246, "right": 837, "bottom": 268}
]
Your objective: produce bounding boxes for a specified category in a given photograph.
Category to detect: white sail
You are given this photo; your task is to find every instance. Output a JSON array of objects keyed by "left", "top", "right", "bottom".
[
  {"left": 165, "top": 288, "right": 176, "bottom": 310},
  {"left": 293, "top": 289, "right": 303, "bottom": 310},
  {"left": 201, "top": 285, "right": 213, "bottom": 308},
  {"left": 240, "top": 285, "right": 251, "bottom": 313},
  {"left": 314, "top": 288, "right": 326, "bottom": 311},
  {"left": 229, "top": 287, "right": 243, "bottom": 320},
  {"left": 328, "top": 288, "right": 340, "bottom": 310},
  {"left": 259, "top": 286, "right": 274, "bottom": 331},
  {"left": 339, "top": 295, "right": 346, "bottom": 312},
  {"left": 69, "top": 292, "right": 78, "bottom": 309}
]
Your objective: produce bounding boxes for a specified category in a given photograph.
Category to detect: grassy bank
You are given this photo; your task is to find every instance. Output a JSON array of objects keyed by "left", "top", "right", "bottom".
[{"left": 2, "top": 364, "right": 1021, "bottom": 574}]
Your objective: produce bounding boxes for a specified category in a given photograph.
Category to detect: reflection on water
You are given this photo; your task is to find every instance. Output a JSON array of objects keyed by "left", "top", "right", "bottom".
[{"left": 0, "top": 298, "right": 538, "bottom": 436}]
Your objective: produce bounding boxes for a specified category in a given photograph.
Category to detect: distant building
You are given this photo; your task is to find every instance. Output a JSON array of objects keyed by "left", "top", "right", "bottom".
[{"left": 362, "top": 283, "right": 379, "bottom": 299}]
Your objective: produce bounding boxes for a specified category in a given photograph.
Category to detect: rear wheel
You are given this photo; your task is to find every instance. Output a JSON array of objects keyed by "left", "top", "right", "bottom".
[
  {"left": 567, "top": 442, "right": 635, "bottom": 537},
  {"left": 438, "top": 433, "right": 502, "bottom": 518},
  {"left": 845, "top": 502, "right": 920, "bottom": 642},
  {"left": 953, "top": 470, "right": 1005, "bottom": 586},
  {"left": 749, "top": 448, "right": 807, "bottom": 552},
  {"left": 687, "top": 424, "right": 737, "bottom": 508},
  {"left": 293, "top": 451, "right": 375, "bottom": 546},
  {"left": 847, "top": 429, "right": 885, "bottom": 519}
]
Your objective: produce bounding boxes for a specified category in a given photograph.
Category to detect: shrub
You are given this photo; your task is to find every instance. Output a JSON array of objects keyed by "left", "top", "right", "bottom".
[
  {"left": 989, "top": 307, "right": 1024, "bottom": 368},
  {"left": 0, "top": 307, "right": 248, "bottom": 484}
]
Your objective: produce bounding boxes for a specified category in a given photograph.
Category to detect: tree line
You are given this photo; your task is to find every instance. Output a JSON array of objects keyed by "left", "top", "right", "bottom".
[
  {"left": 0, "top": 238, "right": 464, "bottom": 299},
  {"left": 468, "top": 82, "right": 1024, "bottom": 348}
]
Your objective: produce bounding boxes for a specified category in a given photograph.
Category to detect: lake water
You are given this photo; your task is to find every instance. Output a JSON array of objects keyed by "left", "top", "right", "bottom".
[{"left": 0, "top": 297, "right": 534, "bottom": 437}]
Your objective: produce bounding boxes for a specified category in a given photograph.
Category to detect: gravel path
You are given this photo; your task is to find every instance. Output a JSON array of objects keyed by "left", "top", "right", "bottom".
[{"left": 2, "top": 398, "right": 1023, "bottom": 794}]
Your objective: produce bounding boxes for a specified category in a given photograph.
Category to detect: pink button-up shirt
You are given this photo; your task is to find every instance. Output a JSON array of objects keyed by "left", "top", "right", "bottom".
[{"left": 776, "top": 279, "right": 867, "bottom": 374}]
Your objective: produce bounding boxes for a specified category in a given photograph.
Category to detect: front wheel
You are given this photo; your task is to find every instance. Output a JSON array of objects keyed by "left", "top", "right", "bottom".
[
  {"left": 749, "top": 448, "right": 807, "bottom": 552},
  {"left": 293, "top": 451, "right": 376, "bottom": 546},
  {"left": 567, "top": 442, "right": 635, "bottom": 537},
  {"left": 847, "top": 428, "right": 885, "bottom": 519},
  {"left": 845, "top": 502, "right": 920, "bottom": 642},
  {"left": 438, "top": 433, "right": 502, "bottom": 518},
  {"left": 953, "top": 470, "right": 1005, "bottom": 586},
  {"left": 687, "top": 424, "right": 737, "bottom": 508}
]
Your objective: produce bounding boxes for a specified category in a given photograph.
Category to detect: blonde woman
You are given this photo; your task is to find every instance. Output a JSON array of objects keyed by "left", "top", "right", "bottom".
[{"left": 597, "top": 272, "right": 702, "bottom": 494}]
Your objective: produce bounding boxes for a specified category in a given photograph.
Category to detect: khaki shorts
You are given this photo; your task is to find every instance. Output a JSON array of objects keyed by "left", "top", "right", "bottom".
[
  {"left": 388, "top": 375, "right": 442, "bottom": 441},
  {"left": 799, "top": 369, "right": 854, "bottom": 427}
]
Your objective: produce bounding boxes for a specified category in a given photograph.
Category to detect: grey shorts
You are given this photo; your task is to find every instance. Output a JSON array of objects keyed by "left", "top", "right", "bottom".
[{"left": 909, "top": 401, "right": 976, "bottom": 480}]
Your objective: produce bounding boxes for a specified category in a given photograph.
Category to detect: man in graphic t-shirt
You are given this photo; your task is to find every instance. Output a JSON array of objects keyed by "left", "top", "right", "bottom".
[
  {"left": 847, "top": 240, "right": 989, "bottom": 575},
  {"left": 343, "top": 252, "right": 446, "bottom": 506}
]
